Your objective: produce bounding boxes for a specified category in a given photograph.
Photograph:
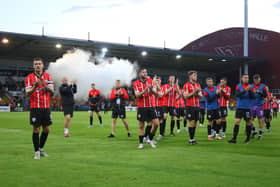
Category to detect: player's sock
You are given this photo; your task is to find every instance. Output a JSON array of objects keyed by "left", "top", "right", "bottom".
[
  {"left": 139, "top": 135, "right": 144, "bottom": 143},
  {"left": 201, "top": 116, "right": 205, "bottom": 124},
  {"left": 163, "top": 119, "right": 166, "bottom": 135},
  {"left": 251, "top": 125, "right": 256, "bottom": 133},
  {"left": 233, "top": 124, "right": 239, "bottom": 140},
  {"left": 207, "top": 125, "right": 211, "bottom": 136},
  {"left": 170, "top": 120, "right": 175, "bottom": 134},
  {"left": 222, "top": 121, "right": 227, "bottom": 132},
  {"left": 258, "top": 128, "right": 263, "bottom": 136},
  {"left": 39, "top": 132, "right": 49, "bottom": 149},
  {"left": 183, "top": 119, "right": 187, "bottom": 127},
  {"left": 193, "top": 126, "right": 196, "bottom": 138},
  {"left": 199, "top": 116, "right": 202, "bottom": 124},
  {"left": 98, "top": 116, "right": 102, "bottom": 124},
  {"left": 148, "top": 132, "right": 155, "bottom": 141},
  {"left": 216, "top": 123, "right": 220, "bottom": 134},
  {"left": 145, "top": 125, "right": 152, "bottom": 138},
  {"left": 159, "top": 122, "right": 164, "bottom": 135},
  {"left": 188, "top": 127, "right": 194, "bottom": 139},
  {"left": 176, "top": 120, "right": 180, "bottom": 130},
  {"left": 265, "top": 121, "right": 270, "bottom": 129},
  {"left": 32, "top": 132, "right": 40, "bottom": 152},
  {"left": 246, "top": 125, "right": 251, "bottom": 140},
  {"left": 90, "top": 116, "right": 93, "bottom": 125}
]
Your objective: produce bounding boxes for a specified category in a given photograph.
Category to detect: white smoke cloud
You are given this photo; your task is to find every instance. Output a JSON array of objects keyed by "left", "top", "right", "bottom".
[{"left": 46, "top": 48, "right": 138, "bottom": 102}]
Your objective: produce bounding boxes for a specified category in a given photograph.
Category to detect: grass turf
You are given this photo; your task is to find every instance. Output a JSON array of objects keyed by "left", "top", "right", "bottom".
[{"left": 0, "top": 111, "right": 279, "bottom": 187}]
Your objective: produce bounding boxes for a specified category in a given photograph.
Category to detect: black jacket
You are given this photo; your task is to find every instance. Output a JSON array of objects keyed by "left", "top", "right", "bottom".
[{"left": 59, "top": 84, "right": 77, "bottom": 105}]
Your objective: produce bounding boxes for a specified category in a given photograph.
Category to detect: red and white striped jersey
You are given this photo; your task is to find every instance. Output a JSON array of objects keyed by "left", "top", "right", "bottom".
[
  {"left": 263, "top": 92, "right": 272, "bottom": 110},
  {"left": 133, "top": 78, "right": 155, "bottom": 108},
  {"left": 176, "top": 90, "right": 185, "bottom": 108},
  {"left": 183, "top": 82, "right": 201, "bottom": 107},
  {"left": 165, "top": 84, "right": 177, "bottom": 107},
  {"left": 25, "top": 72, "right": 53, "bottom": 109},
  {"left": 218, "top": 86, "right": 231, "bottom": 107}
]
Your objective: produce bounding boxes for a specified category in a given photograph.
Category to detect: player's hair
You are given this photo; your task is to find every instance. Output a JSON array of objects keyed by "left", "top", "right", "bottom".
[
  {"left": 33, "top": 57, "right": 43, "bottom": 62},
  {"left": 169, "top": 75, "right": 175, "bottom": 78},
  {"left": 138, "top": 68, "right": 146, "bottom": 73},
  {"left": 116, "top": 80, "right": 120, "bottom": 82},
  {"left": 188, "top": 70, "right": 197, "bottom": 77},
  {"left": 253, "top": 74, "right": 260, "bottom": 79},
  {"left": 242, "top": 73, "right": 249, "bottom": 77},
  {"left": 91, "top": 83, "right": 95, "bottom": 86},
  {"left": 221, "top": 77, "right": 227, "bottom": 82},
  {"left": 206, "top": 77, "right": 213, "bottom": 81}
]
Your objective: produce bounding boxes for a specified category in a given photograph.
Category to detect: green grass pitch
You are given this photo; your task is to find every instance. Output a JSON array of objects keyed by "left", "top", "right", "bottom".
[{"left": 0, "top": 111, "right": 279, "bottom": 187}]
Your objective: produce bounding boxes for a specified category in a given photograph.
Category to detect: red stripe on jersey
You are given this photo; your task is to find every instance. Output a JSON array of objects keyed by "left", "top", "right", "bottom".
[
  {"left": 133, "top": 78, "right": 155, "bottom": 108},
  {"left": 183, "top": 82, "right": 200, "bottom": 107},
  {"left": 263, "top": 92, "right": 272, "bottom": 110},
  {"left": 25, "top": 72, "right": 53, "bottom": 109},
  {"left": 218, "top": 86, "right": 231, "bottom": 107},
  {"left": 176, "top": 90, "right": 185, "bottom": 108},
  {"left": 165, "top": 84, "right": 177, "bottom": 107}
]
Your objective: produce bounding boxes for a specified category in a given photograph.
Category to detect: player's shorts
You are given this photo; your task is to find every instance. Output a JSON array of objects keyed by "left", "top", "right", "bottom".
[
  {"left": 185, "top": 106, "right": 200, "bottom": 121},
  {"left": 235, "top": 109, "right": 251, "bottom": 121},
  {"left": 199, "top": 108, "right": 205, "bottom": 116},
  {"left": 220, "top": 107, "right": 228, "bottom": 117},
  {"left": 155, "top": 107, "right": 164, "bottom": 119},
  {"left": 137, "top": 107, "right": 157, "bottom": 122},
  {"left": 251, "top": 105, "right": 264, "bottom": 119},
  {"left": 207, "top": 109, "right": 221, "bottom": 121},
  {"left": 89, "top": 105, "right": 100, "bottom": 112},
  {"left": 112, "top": 106, "right": 126, "bottom": 119},
  {"left": 176, "top": 107, "right": 185, "bottom": 118},
  {"left": 30, "top": 108, "right": 52, "bottom": 126},
  {"left": 264, "top": 109, "right": 272, "bottom": 119},
  {"left": 164, "top": 106, "right": 177, "bottom": 116},
  {"left": 273, "top": 108, "right": 278, "bottom": 113},
  {"left": 62, "top": 104, "right": 74, "bottom": 117}
]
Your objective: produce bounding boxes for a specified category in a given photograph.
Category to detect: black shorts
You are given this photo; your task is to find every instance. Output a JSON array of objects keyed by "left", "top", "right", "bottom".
[
  {"left": 264, "top": 109, "right": 272, "bottom": 119},
  {"left": 199, "top": 108, "right": 206, "bottom": 115},
  {"left": 112, "top": 106, "right": 126, "bottom": 119},
  {"left": 89, "top": 105, "right": 100, "bottom": 112},
  {"left": 235, "top": 109, "right": 251, "bottom": 121},
  {"left": 164, "top": 106, "right": 177, "bottom": 116},
  {"left": 63, "top": 105, "right": 74, "bottom": 117},
  {"left": 137, "top": 107, "right": 157, "bottom": 122},
  {"left": 273, "top": 108, "right": 278, "bottom": 112},
  {"left": 207, "top": 109, "right": 221, "bottom": 121},
  {"left": 30, "top": 108, "right": 52, "bottom": 126},
  {"left": 186, "top": 106, "right": 200, "bottom": 121},
  {"left": 156, "top": 107, "right": 164, "bottom": 119},
  {"left": 176, "top": 107, "right": 185, "bottom": 118},
  {"left": 220, "top": 107, "right": 228, "bottom": 117}
]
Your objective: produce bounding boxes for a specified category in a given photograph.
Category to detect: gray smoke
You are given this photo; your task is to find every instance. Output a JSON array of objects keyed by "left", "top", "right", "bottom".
[{"left": 46, "top": 48, "right": 137, "bottom": 102}]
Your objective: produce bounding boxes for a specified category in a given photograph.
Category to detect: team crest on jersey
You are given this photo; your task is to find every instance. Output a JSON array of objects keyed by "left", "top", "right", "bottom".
[{"left": 32, "top": 117, "right": 36, "bottom": 122}]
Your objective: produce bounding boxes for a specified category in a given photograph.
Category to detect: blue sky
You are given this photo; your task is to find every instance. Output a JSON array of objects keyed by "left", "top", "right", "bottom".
[{"left": 1, "top": 0, "right": 280, "bottom": 49}]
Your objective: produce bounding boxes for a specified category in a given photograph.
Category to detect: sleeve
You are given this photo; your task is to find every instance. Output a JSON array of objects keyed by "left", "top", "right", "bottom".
[
  {"left": 25, "top": 75, "right": 33, "bottom": 90},
  {"left": 223, "top": 87, "right": 231, "bottom": 99},
  {"left": 122, "top": 88, "right": 129, "bottom": 100},
  {"left": 183, "top": 84, "right": 188, "bottom": 94},
  {"left": 203, "top": 90, "right": 208, "bottom": 96},
  {"left": 133, "top": 82, "right": 139, "bottom": 94},
  {"left": 88, "top": 91, "right": 92, "bottom": 98},
  {"left": 47, "top": 75, "right": 54, "bottom": 90},
  {"left": 110, "top": 89, "right": 117, "bottom": 100}
]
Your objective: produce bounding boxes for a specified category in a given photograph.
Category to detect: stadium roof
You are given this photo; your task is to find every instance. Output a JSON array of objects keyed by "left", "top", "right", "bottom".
[{"left": 0, "top": 31, "right": 266, "bottom": 73}]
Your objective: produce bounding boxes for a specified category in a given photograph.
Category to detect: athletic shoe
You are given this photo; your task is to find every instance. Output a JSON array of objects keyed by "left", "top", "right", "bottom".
[
  {"left": 199, "top": 123, "right": 204, "bottom": 127},
  {"left": 147, "top": 139, "right": 156, "bottom": 148},
  {"left": 157, "top": 134, "right": 163, "bottom": 141},
  {"left": 108, "top": 133, "right": 115, "bottom": 138},
  {"left": 88, "top": 125, "right": 93, "bottom": 128},
  {"left": 221, "top": 132, "right": 226, "bottom": 138},
  {"left": 184, "top": 127, "right": 188, "bottom": 133},
  {"left": 151, "top": 140, "right": 158, "bottom": 145},
  {"left": 138, "top": 143, "right": 144, "bottom": 149},
  {"left": 251, "top": 132, "right": 257, "bottom": 138},
  {"left": 266, "top": 129, "right": 271, "bottom": 133},
  {"left": 39, "top": 149, "right": 48, "bottom": 157},
  {"left": 215, "top": 134, "right": 223, "bottom": 140},
  {"left": 99, "top": 124, "right": 104, "bottom": 128},
  {"left": 128, "top": 132, "right": 131, "bottom": 137},
  {"left": 258, "top": 135, "right": 262, "bottom": 140},
  {"left": 143, "top": 137, "right": 147, "bottom": 143},
  {"left": 211, "top": 129, "right": 216, "bottom": 137},
  {"left": 228, "top": 138, "right": 237, "bottom": 144},
  {"left": 170, "top": 133, "right": 175, "bottom": 137},
  {"left": 34, "top": 151, "right": 40, "bottom": 160},
  {"left": 177, "top": 129, "right": 181, "bottom": 134},
  {"left": 208, "top": 136, "right": 213, "bottom": 141},
  {"left": 192, "top": 140, "right": 198, "bottom": 145},
  {"left": 64, "top": 133, "right": 70, "bottom": 137},
  {"left": 244, "top": 138, "right": 250, "bottom": 144}
]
